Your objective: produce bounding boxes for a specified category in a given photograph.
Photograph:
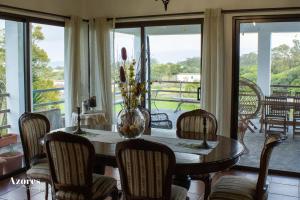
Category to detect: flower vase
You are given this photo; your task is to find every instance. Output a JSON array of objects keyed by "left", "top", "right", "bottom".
[{"left": 117, "top": 108, "right": 145, "bottom": 139}]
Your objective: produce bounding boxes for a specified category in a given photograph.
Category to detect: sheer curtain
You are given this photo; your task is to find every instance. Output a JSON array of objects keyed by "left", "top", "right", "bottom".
[
  {"left": 64, "top": 16, "right": 89, "bottom": 126},
  {"left": 201, "top": 9, "right": 227, "bottom": 136},
  {"left": 89, "top": 18, "right": 115, "bottom": 124}
]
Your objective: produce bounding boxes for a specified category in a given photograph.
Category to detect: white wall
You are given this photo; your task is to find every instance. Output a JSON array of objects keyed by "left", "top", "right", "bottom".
[{"left": 86, "top": 0, "right": 300, "bottom": 18}]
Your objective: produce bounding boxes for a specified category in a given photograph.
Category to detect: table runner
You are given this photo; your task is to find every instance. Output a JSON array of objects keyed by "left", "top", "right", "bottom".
[{"left": 81, "top": 128, "right": 218, "bottom": 155}]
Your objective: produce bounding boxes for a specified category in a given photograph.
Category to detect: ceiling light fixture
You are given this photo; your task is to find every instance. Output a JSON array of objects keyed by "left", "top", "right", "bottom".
[{"left": 155, "top": 0, "right": 170, "bottom": 11}]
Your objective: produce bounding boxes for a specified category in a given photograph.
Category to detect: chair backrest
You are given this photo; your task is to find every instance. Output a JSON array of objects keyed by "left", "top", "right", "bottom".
[
  {"left": 271, "top": 90, "right": 290, "bottom": 97},
  {"left": 116, "top": 139, "right": 175, "bottom": 200},
  {"left": 264, "top": 96, "right": 288, "bottom": 117},
  {"left": 176, "top": 109, "right": 217, "bottom": 140},
  {"left": 19, "top": 112, "right": 50, "bottom": 168},
  {"left": 294, "top": 97, "right": 300, "bottom": 113},
  {"left": 45, "top": 132, "right": 95, "bottom": 199},
  {"left": 256, "top": 135, "right": 281, "bottom": 199}
]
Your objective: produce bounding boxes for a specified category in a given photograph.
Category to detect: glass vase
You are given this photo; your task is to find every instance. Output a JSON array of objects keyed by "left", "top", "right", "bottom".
[{"left": 117, "top": 108, "right": 145, "bottom": 139}]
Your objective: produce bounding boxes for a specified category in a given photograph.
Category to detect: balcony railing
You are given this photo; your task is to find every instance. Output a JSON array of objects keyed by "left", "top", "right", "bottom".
[{"left": 32, "top": 87, "right": 64, "bottom": 110}]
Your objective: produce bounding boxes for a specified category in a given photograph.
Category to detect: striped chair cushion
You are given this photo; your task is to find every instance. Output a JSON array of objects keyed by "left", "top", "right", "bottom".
[
  {"left": 56, "top": 174, "right": 116, "bottom": 200},
  {"left": 171, "top": 185, "right": 187, "bottom": 200},
  {"left": 209, "top": 176, "right": 257, "bottom": 200},
  {"left": 22, "top": 118, "right": 48, "bottom": 163},
  {"left": 26, "top": 162, "right": 50, "bottom": 181},
  {"left": 179, "top": 116, "right": 216, "bottom": 140},
  {"left": 120, "top": 149, "right": 170, "bottom": 198},
  {"left": 49, "top": 141, "right": 90, "bottom": 186}
]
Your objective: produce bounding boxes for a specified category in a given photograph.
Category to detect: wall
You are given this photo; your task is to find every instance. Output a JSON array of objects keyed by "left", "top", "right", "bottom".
[{"left": 86, "top": 0, "right": 300, "bottom": 18}]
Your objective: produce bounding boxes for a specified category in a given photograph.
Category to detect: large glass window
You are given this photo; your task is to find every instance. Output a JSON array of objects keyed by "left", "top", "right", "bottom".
[
  {"left": 236, "top": 19, "right": 300, "bottom": 173},
  {"left": 0, "top": 19, "right": 25, "bottom": 176},
  {"left": 30, "top": 23, "right": 65, "bottom": 128},
  {"left": 114, "top": 21, "right": 202, "bottom": 129}
]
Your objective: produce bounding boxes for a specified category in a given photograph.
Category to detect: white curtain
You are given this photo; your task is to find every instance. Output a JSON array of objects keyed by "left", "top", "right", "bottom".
[
  {"left": 64, "top": 16, "right": 89, "bottom": 126},
  {"left": 89, "top": 18, "right": 114, "bottom": 124},
  {"left": 201, "top": 9, "right": 227, "bottom": 136}
]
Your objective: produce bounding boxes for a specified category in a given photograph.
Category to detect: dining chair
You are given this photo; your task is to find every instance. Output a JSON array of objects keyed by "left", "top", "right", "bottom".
[
  {"left": 209, "top": 135, "right": 281, "bottom": 200},
  {"left": 45, "top": 131, "right": 118, "bottom": 200},
  {"left": 176, "top": 109, "right": 217, "bottom": 200},
  {"left": 19, "top": 112, "right": 51, "bottom": 200},
  {"left": 115, "top": 139, "right": 187, "bottom": 200},
  {"left": 293, "top": 97, "right": 300, "bottom": 138},
  {"left": 264, "top": 96, "right": 288, "bottom": 138}
]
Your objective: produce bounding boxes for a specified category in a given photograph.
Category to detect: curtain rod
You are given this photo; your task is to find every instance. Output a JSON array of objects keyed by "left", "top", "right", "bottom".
[{"left": 107, "top": 6, "right": 300, "bottom": 21}]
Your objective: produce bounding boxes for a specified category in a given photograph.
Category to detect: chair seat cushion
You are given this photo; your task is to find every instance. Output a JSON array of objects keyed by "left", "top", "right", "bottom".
[
  {"left": 26, "top": 162, "right": 50, "bottom": 181},
  {"left": 171, "top": 185, "right": 187, "bottom": 200},
  {"left": 209, "top": 176, "right": 256, "bottom": 200},
  {"left": 56, "top": 174, "right": 117, "bottom": 200}
]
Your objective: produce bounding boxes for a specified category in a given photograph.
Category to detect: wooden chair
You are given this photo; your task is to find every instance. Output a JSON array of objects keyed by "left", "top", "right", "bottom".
[
  {"left": 45, "top": 131, "right": 118, "bottom": 200},
  {"left": 176, "top": 109, "right": 217, "bottom": 200},
  {"left": 209, "top": 135, "right": 281, "bottom": 200},
  {"left": 293, "top": 97, "right": 300, "bottom": 138},
  {"left": 116, "top": 139, "right": 187, "bottom": 200},
  {"left": 19, "top": 112, "right": 51, "bottom": 200},
  {"left": 264, "top": 96, "right": 288, "bottom": 138}
]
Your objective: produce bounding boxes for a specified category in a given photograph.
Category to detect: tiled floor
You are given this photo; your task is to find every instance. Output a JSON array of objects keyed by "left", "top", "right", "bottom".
[{"left": 0, "top": 168, "right": 300, "bottom": 200}]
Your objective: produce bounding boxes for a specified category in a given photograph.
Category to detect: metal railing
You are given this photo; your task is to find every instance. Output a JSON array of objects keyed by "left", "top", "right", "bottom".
[
  {"left": 0, "top": 93, "right": 10, "bottom": 131},
  {"left": 32, "top": 87, "right": 64, "bottom": 109},
  {"left": 113, "top": 80, "right": 201, "bottom": 106}
]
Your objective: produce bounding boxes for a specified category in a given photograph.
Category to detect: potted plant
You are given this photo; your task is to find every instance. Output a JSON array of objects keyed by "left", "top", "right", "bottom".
[{"left": 0, "top": 133, "right": 17, "bottom": 148}]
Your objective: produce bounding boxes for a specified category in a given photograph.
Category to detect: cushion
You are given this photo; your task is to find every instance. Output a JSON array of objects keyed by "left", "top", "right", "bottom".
[
  {"left": 27, "top": 162, "right": 50, "bottom": 181},
  {"left": 171, "top": 185, "right": 187, "bottom": 200},
  {"left": 209, "top": 176, "right": 256, "bottom": 200},
  {"left": 56, "top": 174, "right": 117, "bottom": 200}
]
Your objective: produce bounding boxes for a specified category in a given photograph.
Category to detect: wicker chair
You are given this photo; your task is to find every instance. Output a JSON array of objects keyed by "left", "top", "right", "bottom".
[
  {"left": 264, "top": 96, "right": 288, "bottom": 138},
  {"left": 151, "top": 112, "right": 173, "bottom": 129},
  {"left": 176, "top": 109, "right": 217, "bottom": 200},
  {"left": 209, "top": 135, "right": 281, "bottom": 200},
  {"left": 19, "top": 112, "right": 51, "bottom": 200},
  {"left": 116, "top": 139, "right": 187, "bottom": 200},
  {"left": 293, "top": 97, "right": 300, "bottom": 138},
  {"left": 45, "top": 132, "right": 118, "bottom": 200}
]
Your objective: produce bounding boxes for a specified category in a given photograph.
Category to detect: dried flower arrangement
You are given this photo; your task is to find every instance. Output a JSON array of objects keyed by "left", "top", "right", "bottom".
[{"left": 118, "top": 47, "right": 146, "bottom": 110}]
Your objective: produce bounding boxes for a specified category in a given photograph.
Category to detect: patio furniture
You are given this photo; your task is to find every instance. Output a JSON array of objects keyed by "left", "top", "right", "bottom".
[
  {"left": 264, "top": 96, "right": 288, "bottom": 138},
  {"left": 271, "top": 90, "right": 290, "bottom": 97},
  {"left": 19, "top": 113, "right": 51, "bottom": 200},
  {"left": 176, "top": 109, "right": 217, "bottom": 200},
  {"left": 295, "top": 92, "right": 300, "bottom": 98},
  {"left": 116, "top": 139, "right": 187, "bottom": 200},
  {"left": 293, "top": 97, "right": 300, "bottom": 138},
  {"left": 45, "top": 132, "right": 118, "bottom": 200},
  {"left": 209, "top": 135, "right": 281, "bottom": 200},
  {"left": 150, "top": 112, "right": 173, "bottom": 129}
]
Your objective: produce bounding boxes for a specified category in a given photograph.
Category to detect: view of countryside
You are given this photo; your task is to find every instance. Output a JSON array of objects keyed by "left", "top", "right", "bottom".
[{"left": 0, "top": 22, "right": 64, "bottom": 135}]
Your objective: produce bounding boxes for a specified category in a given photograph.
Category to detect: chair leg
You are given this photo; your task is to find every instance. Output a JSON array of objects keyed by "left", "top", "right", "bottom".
[
  {"left": 111, "top": 186, "right": 119, "bottom": 200},
  {"left": 45, "top": 183, "right": 49, "bottom": 200},
  {"left": 203, "top": 174, "right": 212, "bottom": 200},
  {"left": 25, "top": 182, "right": 31, "bottom": 200}
]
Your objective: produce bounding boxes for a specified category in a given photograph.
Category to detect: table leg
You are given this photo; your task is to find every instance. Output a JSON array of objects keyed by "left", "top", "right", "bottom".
[{"left": 173, "top": 175, "right": 191, "bottom": 190}]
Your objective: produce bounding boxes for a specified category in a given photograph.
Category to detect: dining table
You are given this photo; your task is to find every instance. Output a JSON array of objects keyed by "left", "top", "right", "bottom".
[{"left": 52, "top": 125, "right": 244, "bottom": 190}]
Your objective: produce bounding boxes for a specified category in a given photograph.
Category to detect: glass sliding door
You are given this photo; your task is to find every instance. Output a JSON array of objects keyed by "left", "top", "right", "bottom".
[
  {"left": 30, "top": 23, "right": 65, "bottom": 129},
  {"left": 113, "top": 28, "right": 141, "bottom": 120},
  {"left": 235, "top": 18, "right": 300, "bottom": 173},
  {"left": 0, "top": 19, "right": 25, "bottom": 176},
  {"left": 145, "top": 24, "right": 201, "bottom": 129}
]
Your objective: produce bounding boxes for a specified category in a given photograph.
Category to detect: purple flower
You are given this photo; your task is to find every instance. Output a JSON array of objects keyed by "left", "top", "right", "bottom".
[{"left": 121, "top": 47, "right": 127, "bottom": 61}]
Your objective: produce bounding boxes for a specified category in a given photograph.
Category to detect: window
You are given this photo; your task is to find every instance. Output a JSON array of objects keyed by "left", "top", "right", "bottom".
[
  {"left": 233, "top": 15, "right": 300, "bottom": 173},
  {"left": 114, "top": 20, "right": 203, "bottom": 129},
  {"left": 30, "top": 23, "right": 65, "bottom": 128}
]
